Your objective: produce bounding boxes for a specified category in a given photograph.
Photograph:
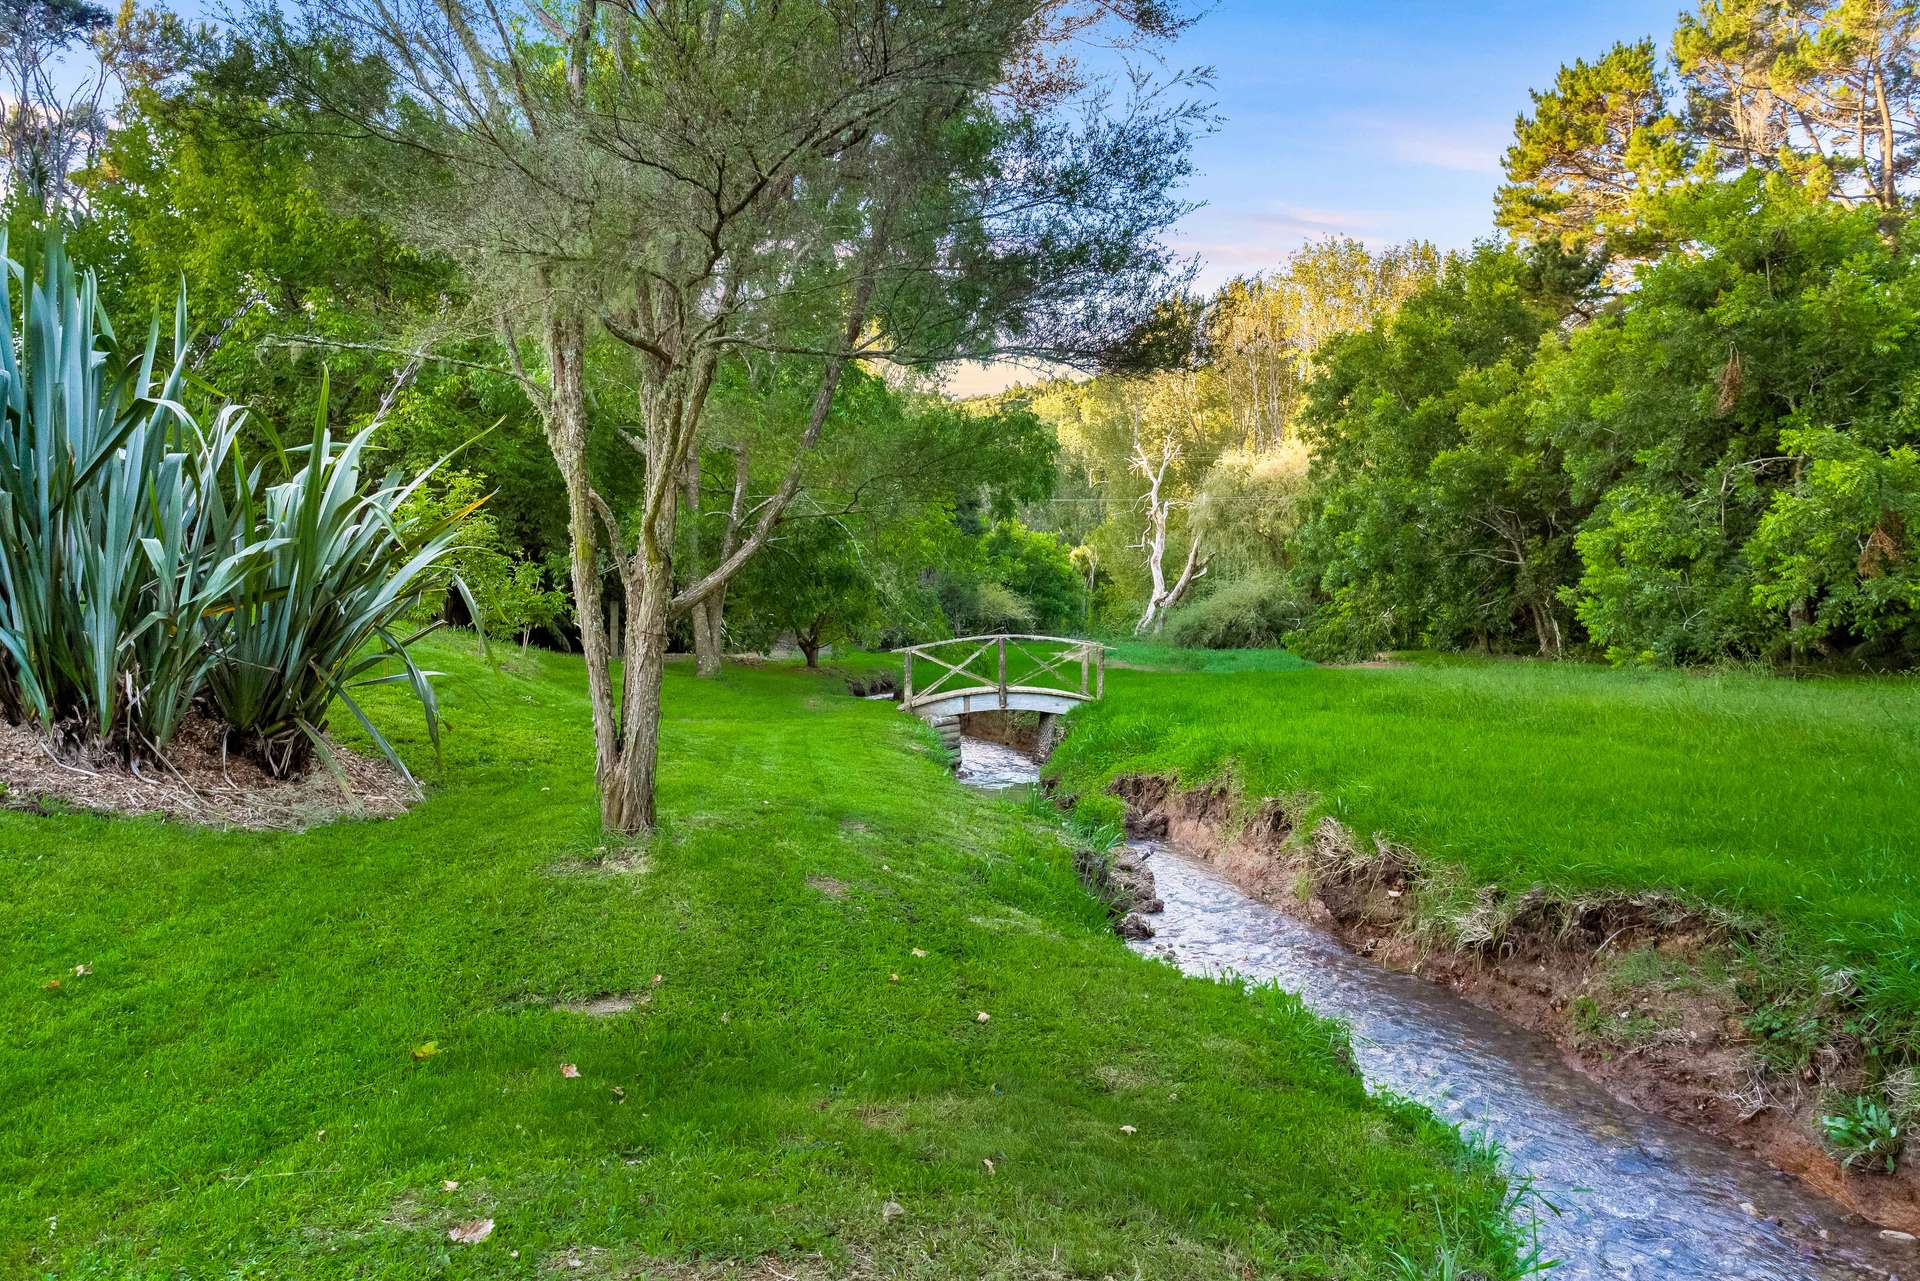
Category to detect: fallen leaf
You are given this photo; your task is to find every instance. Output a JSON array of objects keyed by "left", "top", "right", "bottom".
[
  {"left": 983, "top": 1158, "right": 995, "bottom": 1175},
  {"left": 442, "top": 1180, "right": 460, "bottom": 1192},
  {"left": 560, "top": 1063, "right": 581, "bottom": 1079},
  {"left": 720, "top": 1011, "right": 732, "bottom": 1024},
  {"left": 410, "top": 1041, "right": 439, "bottom": 1063},
  {"left": 651, "top": 974, "right": 664, "bottom": 986},
  {"left": 1119, "top": 1124, "right": 1137, "bottom": 1135},
  {"left": 610, "top": 1085, "right": 625, "bottom": 1101},
  {"left": 887, "top": 973, "right": 900, "bottom": 984},
  {"left": 910, "top": 948, "right": 927, "bottom": 958},
  {"left": 73, "top": 964, "right": 91, "bottom": 977},
  {"left": 447, "top": 1218, "right": 493, "bottom": 1245},
  {"left": 975, "top": 1011, "right": 991, "bottom": 1024},
  {"left": 881, "top": 1199, "right": 905, "bottom": 1223},
  {"left": 43, "top": 979, "right": 60, "bottom": 990},
  {"left": 316, "top": 1129, "right": 326, "bottom": 1141}
]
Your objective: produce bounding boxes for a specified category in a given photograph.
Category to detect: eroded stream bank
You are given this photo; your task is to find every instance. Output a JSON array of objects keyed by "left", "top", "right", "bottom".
[{"left": 953, "top": 735, "right": 1913, "bottom": 1281}]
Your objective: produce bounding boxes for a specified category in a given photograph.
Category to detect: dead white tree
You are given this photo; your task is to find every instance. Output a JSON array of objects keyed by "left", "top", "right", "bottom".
[{"left": 1127, "top": 391, "right": 1209, "bottom": 635}]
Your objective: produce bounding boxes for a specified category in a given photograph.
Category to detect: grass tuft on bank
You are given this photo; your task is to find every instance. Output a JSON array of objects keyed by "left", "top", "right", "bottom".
[
  {"left": 1, "top": 634, "right": 1526, "bottom": 1280},
  {"left": 1046, "top": 656, "right": 1920, "bottom": 1070}
]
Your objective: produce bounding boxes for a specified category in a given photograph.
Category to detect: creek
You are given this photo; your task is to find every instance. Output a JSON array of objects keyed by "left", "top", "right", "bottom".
[{"left": 956, "top": 735, "right": 1910, "bottom": 1281}]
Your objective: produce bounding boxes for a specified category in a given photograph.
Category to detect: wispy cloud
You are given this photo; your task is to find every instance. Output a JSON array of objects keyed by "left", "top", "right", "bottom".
[
  {"left": 1353, "top": 116, "right": 1512, "bottom": 176},
  {"left": 1176, "top": 204, "right": 1400, "bottom": 281}
]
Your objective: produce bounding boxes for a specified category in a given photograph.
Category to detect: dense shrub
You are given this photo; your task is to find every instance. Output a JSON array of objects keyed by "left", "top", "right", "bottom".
[
  {"left": 1287, "top": 178, "right": 1920, "bottom": 668},
  {"left": 1165, "top": 573, "right": 1309, "bottom": 649}
]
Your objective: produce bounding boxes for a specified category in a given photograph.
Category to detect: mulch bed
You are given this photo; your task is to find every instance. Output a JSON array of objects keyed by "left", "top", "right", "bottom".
[{"left": 0, "top": 711, "right": 415, "bottom": 831}]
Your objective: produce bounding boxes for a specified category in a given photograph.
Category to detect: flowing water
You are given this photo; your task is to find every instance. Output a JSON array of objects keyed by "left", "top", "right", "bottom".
[
  {"left": 956, "top": 735, "right": 1047, "bottom": 789},
  {"left": 955, "top": 736, "right": 1912, "bottom": 1281}
]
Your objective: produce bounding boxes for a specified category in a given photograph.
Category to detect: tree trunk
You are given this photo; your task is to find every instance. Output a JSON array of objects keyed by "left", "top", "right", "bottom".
[
  {"left": 542, "top": 305, "right": 623, "bottom": 813},
  {"left": 800, "top": 637, "right": 821, "bottom": 668},
  {"left": 601, "top": 543, "right": 676, "bottom": 833},
  {"left": 1530, "top": 598, "right": 1564, "bottom": 657},
  {"left": 691, "top": 591, "right": 724, "bottom": 675},
  {"left": 683, "top": 449, "right": 727, "bottom": 677},
  {"left": 1137, "top": 529, "right": 1207, "bottom": 635}
]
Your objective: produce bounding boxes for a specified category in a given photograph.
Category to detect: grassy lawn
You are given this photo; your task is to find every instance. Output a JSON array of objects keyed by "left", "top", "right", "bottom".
[
  {"left": 0, "top": 635, "right": 1522, "bottom": 1280},
  {"left": 1101, "top": 641, "right": 1316, "bottom": 675},
  {"left": 1047, "top": 654, "right": 1920, "bottom": 1055}
]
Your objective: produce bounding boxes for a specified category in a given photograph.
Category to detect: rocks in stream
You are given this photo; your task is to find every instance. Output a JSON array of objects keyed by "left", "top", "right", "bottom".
[
  {"left": 844, "top": 671, "right": 898, "bottom": 699},
  {"left": 1076, "top": 842, "right": 1162, "bottom": 940}
]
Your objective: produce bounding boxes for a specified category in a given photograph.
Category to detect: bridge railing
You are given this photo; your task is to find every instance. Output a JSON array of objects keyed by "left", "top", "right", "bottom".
[{"left": 896, "top": 633, "right": 1105, "bottom": 714}]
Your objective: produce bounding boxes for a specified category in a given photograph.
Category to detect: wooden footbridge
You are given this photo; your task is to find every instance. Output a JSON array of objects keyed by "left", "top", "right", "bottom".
[{"left": 897, "top": 634, "right": 1105, "bottom": 721}]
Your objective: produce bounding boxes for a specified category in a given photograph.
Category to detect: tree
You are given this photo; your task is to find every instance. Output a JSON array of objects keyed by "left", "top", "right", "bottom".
[
  {"left": 1, "top": 0, "right": 113, "bottom": 213},
  {"left": 289, "top": 0, "right": 1205, "bottom": 831},
  {"left": 1289, "top": 244, "right": 1594, "bottom": 658},
  {"left": 2, "top": 0, "right": 213, "bottom": 219},
  {"left": 1189, "top": 441, "right": 1311, "bottom": 577},
  {"left": 1496, "top": 39, "right": 1695, "bottom": 254},
  {"left": 726, "top": 517, "right": 881, "bottom": 668},
  {"left": 1207, "top": 238, "right": 1439, "bottom": 449},
  {"left": 1040, "top": 362, "right": 1234, "bottom": 635},
  {"left": 66, "top": 28, "right": 468, "bottom": 458},
  {"left": 722, "top": 371, "right": 1060, "bottom": 655},
  {"left": 1676, "top": 0, "right": 1920, "bottom": 211},
  {"left": 1537, "top": 176, "right": 1920, "bottom": 663},
  {"left": 1749, "top": 428, "right": 1920, "bottom": 660}
]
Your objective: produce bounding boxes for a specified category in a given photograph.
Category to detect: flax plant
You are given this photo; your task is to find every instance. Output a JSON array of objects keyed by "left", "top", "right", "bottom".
[
  {"left": 0, "top": 233, "right": 469, "bottom": 789},
  {"left": 206, "top": 372, "right": 474, "bottom": 785}
]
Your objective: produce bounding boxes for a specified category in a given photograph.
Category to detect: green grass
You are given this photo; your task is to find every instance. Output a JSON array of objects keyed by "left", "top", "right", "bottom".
[
  {"left": 1101, "top": 641, "right": 1316, "bottom": 675},
  {"left": 1047, "top": 655, "right": 1920, "bottom": 1058},
  {"left": 0, "top": 635, "right": 1524, "bottom": 1279}
]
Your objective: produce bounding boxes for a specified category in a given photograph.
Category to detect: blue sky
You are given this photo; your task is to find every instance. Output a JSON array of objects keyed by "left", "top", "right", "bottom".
[
  {"left": 108, "top": 1, "right": 1680, "bottom": 289},
  {"left": 1154, "top": 0, "right": 1681, "bottom": 289}
]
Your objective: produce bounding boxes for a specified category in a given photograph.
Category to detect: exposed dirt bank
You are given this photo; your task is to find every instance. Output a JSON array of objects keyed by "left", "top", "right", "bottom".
[
  {"left": 1107, "top": 772, "right": 1920, "bottom": 1236},
  {"left": 957, "top": 709, "right": 1052, "bottom": 755}
]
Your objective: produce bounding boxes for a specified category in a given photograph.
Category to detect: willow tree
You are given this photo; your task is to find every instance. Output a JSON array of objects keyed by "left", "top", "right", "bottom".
[{"left": 288, "top": 0, "right": 1202, "bottom": 831}]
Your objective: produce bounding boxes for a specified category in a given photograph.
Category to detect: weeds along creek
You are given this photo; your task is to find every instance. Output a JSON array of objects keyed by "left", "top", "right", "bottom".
[{"left": 953, "top": 733, "right": 1914, "bottom": 1281}]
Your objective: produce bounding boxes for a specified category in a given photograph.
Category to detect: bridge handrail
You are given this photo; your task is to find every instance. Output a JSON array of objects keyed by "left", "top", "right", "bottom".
[
  {"left": 896, "top": 632, "right": 1106, "bottom": 713},
  {"left": 892, "top": 634, "right": 1106, "bottom": 652}
]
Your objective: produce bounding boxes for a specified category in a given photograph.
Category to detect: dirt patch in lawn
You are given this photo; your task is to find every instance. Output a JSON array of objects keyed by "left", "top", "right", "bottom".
[
  {"left": 555, "top": 994, "right": 644, "bottom": 1016},
  {"left": 806, "top": 874, "right": 851, "bottom": 899},
  {"left": 1106, "top": 771, "right": 1920, "bottom": 1235},
  {"left": 0, "top": 713, "right": 413, "bottom": 831}
]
